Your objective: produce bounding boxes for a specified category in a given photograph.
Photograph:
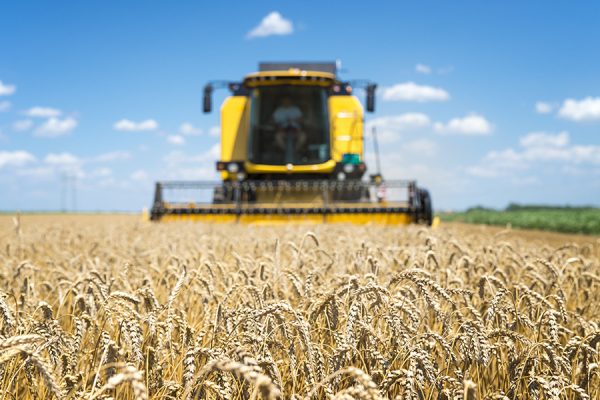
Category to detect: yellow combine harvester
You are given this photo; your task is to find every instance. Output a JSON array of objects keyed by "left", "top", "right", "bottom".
[{"left": 151, "top": 62, "right": 433, "bottom": 225}]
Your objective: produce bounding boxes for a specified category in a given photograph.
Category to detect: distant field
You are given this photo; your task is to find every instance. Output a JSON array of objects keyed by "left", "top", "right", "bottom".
[{"left": 439, "top": 205, "right": 600, "bottom": 235}]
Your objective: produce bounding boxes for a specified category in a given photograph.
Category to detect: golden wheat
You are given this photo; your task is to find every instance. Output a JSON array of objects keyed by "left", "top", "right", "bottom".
[{"left": 0, "top": 215, "right": 598, "bottom": 399}]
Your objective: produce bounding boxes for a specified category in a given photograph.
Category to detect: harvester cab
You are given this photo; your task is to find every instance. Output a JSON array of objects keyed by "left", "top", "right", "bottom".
[{"left": 151, "top": 62, "right": 433, "bottom": 225}]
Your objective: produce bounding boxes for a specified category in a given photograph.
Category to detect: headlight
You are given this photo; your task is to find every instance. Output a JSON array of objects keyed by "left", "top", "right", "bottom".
[
  {"left": 236, "top": 172, "right": 246, "bottom": 181},
  {"left": 337, "top": 172, "right": 346, "bottom": 181},
  {"left": 343, "top": 163, "right": 355, "bottom": 173},
  {"left": 227, "top": 163, "right": 239, "bottom": 173}
]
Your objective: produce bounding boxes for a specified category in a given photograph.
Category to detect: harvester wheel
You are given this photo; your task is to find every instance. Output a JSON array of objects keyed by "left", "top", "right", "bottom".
[{"left": 418, "top": 189, "right": 433, "bottom": 226}]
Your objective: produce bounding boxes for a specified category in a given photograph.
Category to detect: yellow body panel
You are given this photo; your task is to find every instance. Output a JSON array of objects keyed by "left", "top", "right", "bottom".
[
  {"left": 159, "top": 214, "right": 238, "bottom": 223},
  {"left": 238, "top": 214, "right": 325, "bottom": 225},
  {"left": 244, "top": 159, "right": 337, "bottom": 174},
  {"left": 157, "top": 213, "right": 413, "bottom": 225},
  {"left": 327, "top": 213, "right": 411, "bottom": 225},
  {"left": 329, "top": 96, "right": 364, "bottom": 162},
  {"left": 253, "top": 190, "right": 327, "bottom": 204},
  {"left": 220, "top": 96, "right": 250, "bottom": 180}
]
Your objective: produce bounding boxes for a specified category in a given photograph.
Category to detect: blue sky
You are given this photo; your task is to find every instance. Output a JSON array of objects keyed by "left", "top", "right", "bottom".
[{"left": 1, "top": 1, "right": 599, "bottom": 211}]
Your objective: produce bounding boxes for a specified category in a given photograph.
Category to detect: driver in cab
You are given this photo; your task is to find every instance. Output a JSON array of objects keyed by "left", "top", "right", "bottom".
[{"left": 272, "top": 96, "right": 307, "bottom": 151}]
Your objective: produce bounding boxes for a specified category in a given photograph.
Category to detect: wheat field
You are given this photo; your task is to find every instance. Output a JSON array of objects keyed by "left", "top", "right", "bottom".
[{"left": 0, "top": 215, "right": 598, "bottom": 399}]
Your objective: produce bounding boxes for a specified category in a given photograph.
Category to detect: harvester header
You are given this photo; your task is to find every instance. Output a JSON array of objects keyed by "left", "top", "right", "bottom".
[{"left": 151, "top": 61, "right": 432, "bottom": 224}]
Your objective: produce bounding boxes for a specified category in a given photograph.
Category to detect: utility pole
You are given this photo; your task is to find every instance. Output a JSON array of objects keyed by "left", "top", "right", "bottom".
[
  {"left": 59, "top": 171, "right": 78, "bottom": 212},
  {"left": 71, "top": 172, "right": 77, "bottom": 212},
  {"left": 60, "top": 172, "right": 67, "bottom": 212}
]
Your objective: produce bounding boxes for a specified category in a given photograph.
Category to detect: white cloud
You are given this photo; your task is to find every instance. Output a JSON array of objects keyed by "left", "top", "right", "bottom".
[
  {"left": 90, "top": 167, "right": 112, "bottom": 178},
  {"left": 382, "top": 82, "right": 449, "bottom": 102},
  {"left": 466, "top": 147, "right": 532, "bottom": 179},
  {"left": 113, "top": 119, "right": 158, "bottom": 131},
  {"left": 164, "top": 144, "right": 220, "bottom": 166},
  {"left": 535, "top": 101, "right": 553, "bottom": 114},
  {"left": 558, "top": 97, "right": 600, "bottom": 121},
  {"left": 366, "top": 113, "right": 431, "bottom": 142},
  {"left": 0, "top": 81, "right": 16, "bottom": 96},
  {"left": 482, "top": 148, "right": 524, "bottom": 167},
  {"left": 162, "top": 146, "right": 220, "bottom": 181},
  {"left": 437, "top": 66, "right": 454, "bottom": 75},
  {"left": 403, "top": 139, "right": 438, "bottom": 157},
  {"left": 167, "top": 166, "right": 216, "bottom": 180},
  {"left": 164, "top": 150, "right": 199, "bottom": 165},
  {"left": 130, "top": 169, "right": 149, "bottom": 182},
  {"left": 179, "top": 122, "right": 202, "bottom": 136},
  {"left": 466, "top": 165, "right": 502, "bottom": 178},
  {"left": 0, "top": 100, "right": 11, "bottom": 112},
  {"left": 15, "top": 166, "right": 54, "bottom": 179},
  {"left": 0, "top": 150, "right": 36, "bottom": 169},
  {"left": 44, "top": 152, "right": 81, "bottom": 166},
  {"left": 94, "top": 150, "right": 131, "bottom": 162},
  {"left": 509, "top": 175, "right": 541, "bottom": 186},
  {"left": 44, "top": 153, "right": 85, "bottom": 179},
  {"left": 362, "top": 147, "right": 468, "bottom": 201},
  {"left": 209, "top": 143, "right": 220, "bottom": 159},
  {"left": 3, "top": 150, "right": 133, "bottom": 181},
  {"left": 209, "top": 126, "right": 221, "bottom": 137},
  {"left": 167, "top": 135, "right": 186, "bottom": 145},
  {"left": 12, "top": 119, "right": 34, "bottom": 131},
  {"left": 34, "top": 117, "right": 78, "bottom": 137},
  {"left": 519, "top": 131, "right": 569, "bottom": 148},
  {"left": 434, "top": 114, "right": 492, "bottom": 135},
  {"left": 468, "top": 131, "right": 600, "bottom": 178},
  {"left": 415, "top": 64, "right": 432, "bottom": 74},
  {"left": 164, "top": 149, "right": 214, "bottom": 165},
  {"left": 247, "top": 11, "right": 293, "bottom": 38},
  {"left": 24, "top": 106, "right": 62, "bottom": 118}
]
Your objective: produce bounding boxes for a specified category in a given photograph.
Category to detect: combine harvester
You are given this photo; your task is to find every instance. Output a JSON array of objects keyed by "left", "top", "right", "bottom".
[{"left": 151, "top": 62, "right": 433, "bottom": 225}]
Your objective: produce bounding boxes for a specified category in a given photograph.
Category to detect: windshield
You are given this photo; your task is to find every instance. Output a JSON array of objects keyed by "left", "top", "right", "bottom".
[{"left": 248, "top": 85, "right": 330, "bottom": 165}]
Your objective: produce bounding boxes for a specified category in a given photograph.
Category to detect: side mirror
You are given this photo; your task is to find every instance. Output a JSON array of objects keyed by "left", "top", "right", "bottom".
[
  {"left": 203, "top": 84, "right": 213, "bottom": 113},
  {"left": 366, "top": 84, "right": 377, "bottom": 113}
]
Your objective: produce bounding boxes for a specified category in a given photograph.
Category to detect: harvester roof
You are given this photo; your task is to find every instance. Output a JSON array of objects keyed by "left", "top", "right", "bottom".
[
  {"left": 258, "top": 61, "right": 337, "bottom": 74},
  {"left": 244, "top": 61, "right": 337, "bottom": 87}
]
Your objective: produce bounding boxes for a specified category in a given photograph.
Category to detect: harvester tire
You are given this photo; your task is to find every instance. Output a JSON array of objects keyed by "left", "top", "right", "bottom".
[{"left": 419, "top": 189, "right": 433, "bottom": 226}]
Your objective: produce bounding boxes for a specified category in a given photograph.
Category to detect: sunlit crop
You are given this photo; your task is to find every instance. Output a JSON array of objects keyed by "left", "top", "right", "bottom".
[{"left": 0, "top": 215, "right": 598, "bottom": 399}]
